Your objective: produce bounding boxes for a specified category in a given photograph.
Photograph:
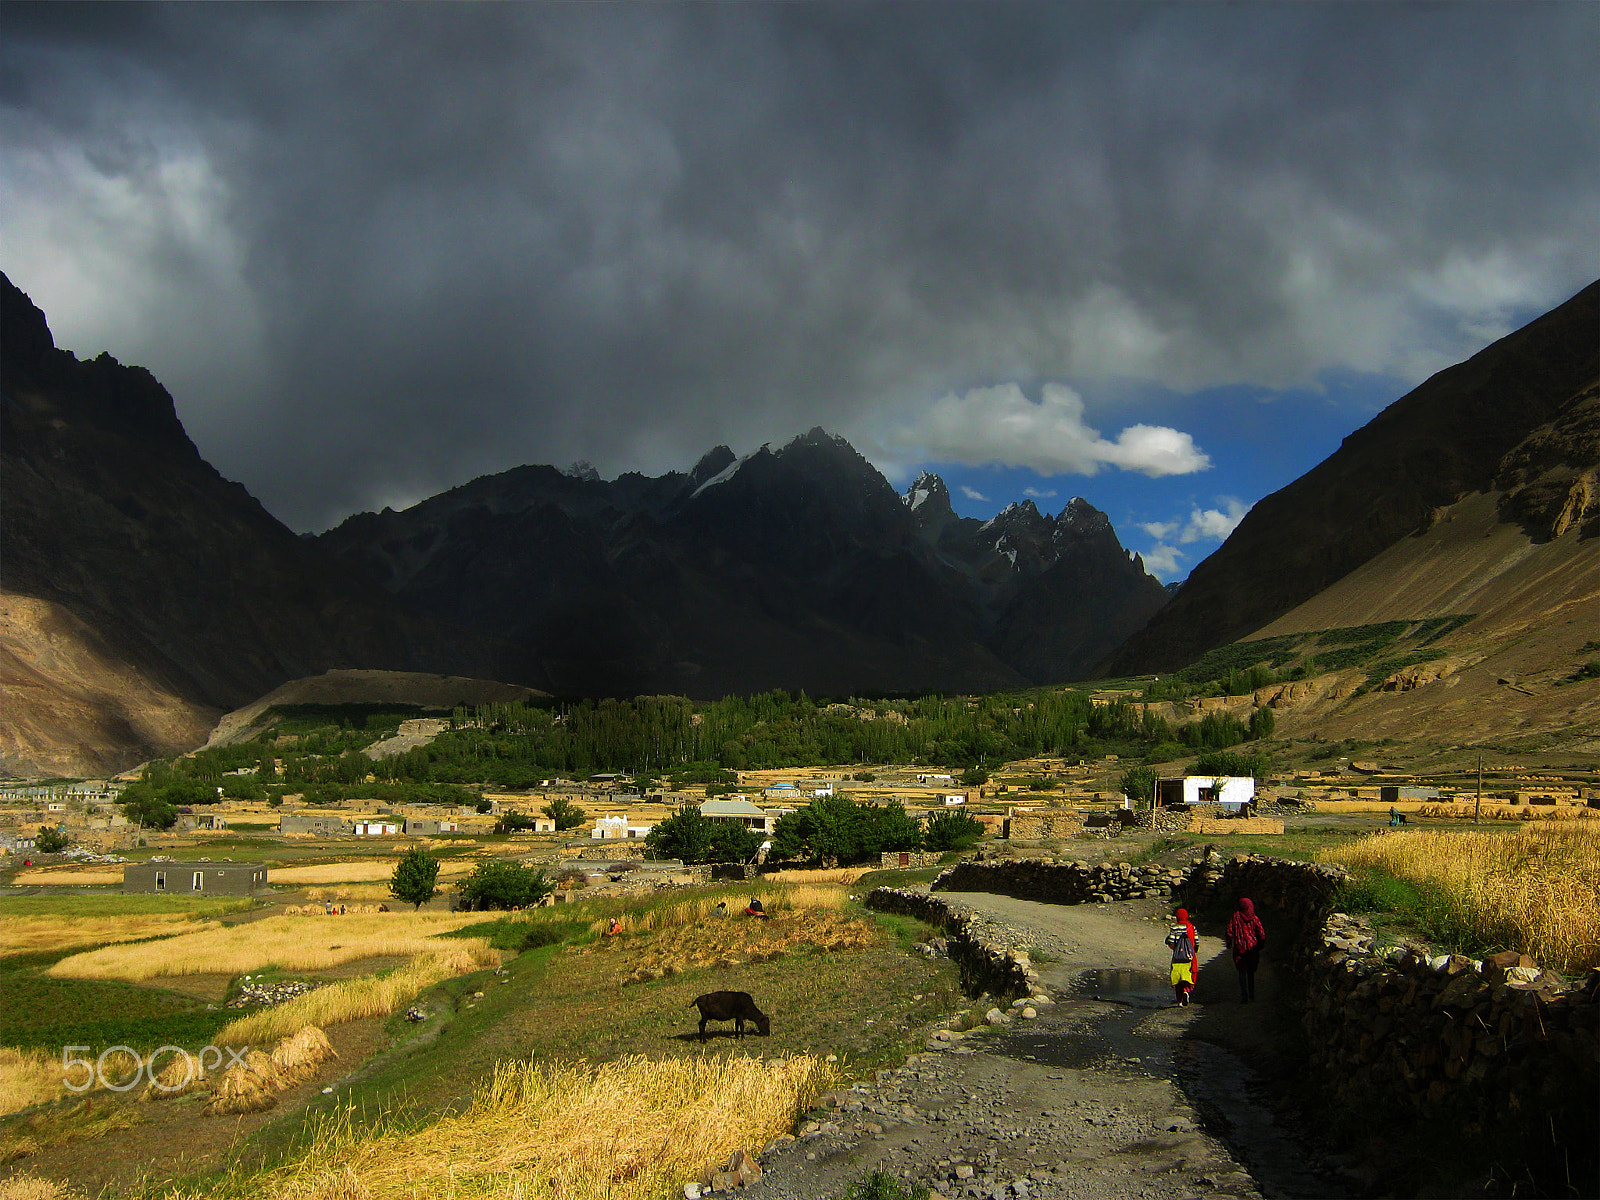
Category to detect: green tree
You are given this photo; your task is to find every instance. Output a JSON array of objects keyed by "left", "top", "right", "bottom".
[
  {"left": 541, "top": 795, "right": 588, "bottom": 831},
  {"left": 1119, "top": 766, "right": 1159, "bottom": 809},
  {"left": 1194, "top": 749, "right": 1271, "bottom": 780},
  {"left": 457, "top": 860, "right": 553, "bottom": 911},
  {"left": 389, "top": 847, "right": 441, "bottom": 910},
  {"left": 495, "top": 812, "right": 537, "bottom": 834},
  {"left": 35, "top": 826, "right": 70, "bottom": 853},
  {"left": 120, "top": 783, "right": 178, "bottom": 830},
  {"left": 1248, "top": 706, "right": 1276, "bottom": 740},
  {"left": 706, "top": 820, "right": 762, "bottom": 863},
  {"left": 959, "top": 766, "right": 989, "bottom": 787},
  {"left": 473, "top": 798, "right": 494, "bottom": 814},
  {"left": 923, "top": 809, "right": 982, "bottom": 852},
  {"left": 645, "top": 804, "right": 716, "bottom": 863}
]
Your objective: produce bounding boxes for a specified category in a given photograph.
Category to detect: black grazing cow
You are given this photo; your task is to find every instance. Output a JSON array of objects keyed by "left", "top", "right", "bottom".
[{"left": 688, "top": 991, "right": 771, "bottom": 1042}]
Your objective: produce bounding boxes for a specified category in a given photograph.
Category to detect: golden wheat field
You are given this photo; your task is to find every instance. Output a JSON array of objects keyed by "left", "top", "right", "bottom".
[
  {"left": 0, "top": 913, "right": 219, "bottom": 958},
  {"left": 1414, "top": 801, "right": 1599, "bottom": 821},
  {"left": 1324, "top": 823, "right": 1600, "bottom": 973},
  {"left": 212, "top": 949, "right": 497, "bottom": 1045},
  {"left": 604, "top": 909, "right": 879, "bottom": 988},
  {"left": 758, "top": 866, "right": 876, "bottom": 884},
  {"left": 45, "top": 912, "right": 492, "bottom": 982},
  {"left": 161, "top": 1053, "right": 836, "bottom": 1200},
  {"left": 269, "top": 859, "right": 478, "bottom": 885},
  {"left": 8, "top": 867, "right": 124, "bottom": 886},
  {"left": 591, "top": 884, "right": 847, "bottom": 940},
  {"left": 0, "top": 1174, "right": 76, "bottom": 1199}
]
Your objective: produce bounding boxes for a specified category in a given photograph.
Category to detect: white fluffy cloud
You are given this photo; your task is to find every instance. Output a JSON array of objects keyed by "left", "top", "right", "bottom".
[
  {"left": 1138, "top": 498, "right": 1253, "bottom": 581},
  {"left": 893, "top": 383, "right": 1211, "bottom": 479},
  {"left": 960, "top": 485, "right": 990, "bottom": 502},
  {"left": 1023, "top": 486, "right": 1058, "bottom": 499}
]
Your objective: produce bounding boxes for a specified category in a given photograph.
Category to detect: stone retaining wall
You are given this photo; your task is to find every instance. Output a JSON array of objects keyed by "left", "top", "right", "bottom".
[
  {"left": 931, "top": 857, "right": 1188, "bottom": 905},
  {"left": 864, "top": 887, "right": 1042, "bottom": 1002},
  {"left": 1189, "top": 852, "right": 1598, "bottom": 1191},
  {"left": 1188, "top": 815, "right": 1284, "bottom": 835},
  {"left": 1301, "top": 912, "right": 1598, "bottom": 1189},
  {"left": 877, "top": 850, "right": 946, "bottom": 869}
]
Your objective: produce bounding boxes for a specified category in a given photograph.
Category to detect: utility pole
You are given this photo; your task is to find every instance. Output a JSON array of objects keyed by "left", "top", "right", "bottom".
[{"left": 1475, "top": 754, "right": 1483, "bottom": 824}]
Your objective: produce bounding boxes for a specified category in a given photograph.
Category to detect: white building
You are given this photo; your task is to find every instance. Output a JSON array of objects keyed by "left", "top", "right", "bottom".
[
  {"left": 591, "top": 814, "right": 653, "bottom": 840},
  {"left": 941, "top": 794, "right": 967, "bottom": 806},
  {"left": 351, "top": 820, "right": 400, "bottom": 836},
  {"left": 1169, "top": 776, "right": 1256, "bottom": 810}
]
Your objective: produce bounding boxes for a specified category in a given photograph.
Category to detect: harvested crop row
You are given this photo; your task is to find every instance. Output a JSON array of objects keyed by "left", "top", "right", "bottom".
[
  {"left": 212, "top": 949, "right": 497, "bottom": 1045},
  {"left": 46, "top": 912, "right": 491, "bottom": 981}
]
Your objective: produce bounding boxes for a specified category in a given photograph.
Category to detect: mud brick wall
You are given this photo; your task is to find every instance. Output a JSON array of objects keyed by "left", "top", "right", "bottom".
[
  {"left": 864, "top": 887, "right": 1039, "bottom": 1001},
  {"left": 931, "top": 858, "right": 1188, "bottom": 905}
]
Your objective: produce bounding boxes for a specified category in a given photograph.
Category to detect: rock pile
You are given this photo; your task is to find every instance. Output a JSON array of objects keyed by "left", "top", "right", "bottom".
[{"left": 226, "top": 977, "right": 323, "bottom": 1009}]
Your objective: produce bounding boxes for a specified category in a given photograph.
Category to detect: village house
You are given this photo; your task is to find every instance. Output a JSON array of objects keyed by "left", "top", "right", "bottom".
[
  {"left": 699, "top": 797, "right": 775, "bottom": 834},
  {"left": 124, "top": 862, "right": 267, "bottom": 895},
  {"left": 404, "top": 817, "right": 461, "bottom": 835},
  {"left": 1156, "top": 775, "right": 1256, "bottom": 810}
]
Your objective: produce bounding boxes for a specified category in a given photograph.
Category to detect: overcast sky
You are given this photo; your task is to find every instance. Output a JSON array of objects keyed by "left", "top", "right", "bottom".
[{"left": 3, "top": 2, "right": 1595, "bottom": 578}]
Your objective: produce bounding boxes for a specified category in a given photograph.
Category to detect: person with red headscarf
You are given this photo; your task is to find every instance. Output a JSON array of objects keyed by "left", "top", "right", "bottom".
[
  {"left": 1165, "top": 907, "right": 1199, "bottom": 1006},
  {"left": 1225, "top": 897, "right": 1266, "bottom": 1002}
]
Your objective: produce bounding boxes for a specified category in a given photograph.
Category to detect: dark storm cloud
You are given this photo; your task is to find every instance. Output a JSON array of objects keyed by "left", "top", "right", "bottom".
[{"left": 2, "top": 2, "right": 1595, "bottom": 529}]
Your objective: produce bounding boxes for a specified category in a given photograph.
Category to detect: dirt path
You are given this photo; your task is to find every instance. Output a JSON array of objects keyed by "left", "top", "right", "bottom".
[{"left": 741, "top": 893, "right": 1343, "bottom": 1200}]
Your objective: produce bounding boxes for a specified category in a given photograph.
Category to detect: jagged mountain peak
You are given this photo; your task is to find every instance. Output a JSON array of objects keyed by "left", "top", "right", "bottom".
[
  {"left": 688, "top": 444, "right": 737, "bottom": 488},
  {"left": 902, "top": 471, "right": 953, "bottom": 515}
]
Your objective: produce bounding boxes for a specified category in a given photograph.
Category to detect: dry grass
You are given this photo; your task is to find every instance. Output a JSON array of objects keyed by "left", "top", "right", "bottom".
[
  {"left": 167, "top": 1053, "right": 837, "bottom": 1200},
  {"left": 270, "top": 861, "right": 477, "bottom": 885},
  {"left": 604, "top": 910, "right": 880, "bottom": 987},
  {"left": 46, "top": 913, "right": 490, "bottom": 982},
  {"left": 1324, "top": 823, "right": 1600, "bottom": 973},
  {"left": 758, "top": 867, "right": 875, "bottom": 885},
  {"left": 1415, "top": 801, "right": 1600, "bottom": 821},
  {"left": 297, "top": 885, "right": 400, "bottom": 903},
  {"left": 212, "top": 950, "right": 496, "bottom": 1046},
  {"left": 0, "top": 1176, "right": 79, "bottom": 1199},
  {"left": 0, "top": 913, "right": 218, "bottom": 958},
  {"left": 591, "top": 884, "right": 847, "bottom": 939},
  {"left": 0, "top": 1048, "right": 67, "bottom": 1117},
  {"left": 8, "top": 868, "right": 123, "bottom": 887}
]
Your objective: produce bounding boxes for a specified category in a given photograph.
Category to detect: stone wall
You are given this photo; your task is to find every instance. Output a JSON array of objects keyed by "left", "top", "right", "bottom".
[
  {"left": 864, "top": 887, "right": 1044, "bottom": 1002},
  {"left": 931, "top": 857, "right": 1188, "bottom": 905},
  {"left": 877, "top": 850, "right": 945, "bottom": 869},
  {"left": 1301, "top": 911, "right": 1598, "bottom": 1189},
  {"left": 1187, "top": 852, "right": 1598, "bottom": 1191},
  {"left": 1188, "top": 815, "right": 1283, "bottom": 835}
]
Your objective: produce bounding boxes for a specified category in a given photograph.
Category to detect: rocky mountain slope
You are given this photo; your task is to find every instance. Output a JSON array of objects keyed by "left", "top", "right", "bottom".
[
  {"left": 1103, "top": 280, "right": 1600, "bottom": 677},
  {"left": 0, "top": 273, "right": 463, "bottom": 776},
  {"left": 316, "top": 430, "right": 1168, "bottom": 698},
  {"left": 2, "top": 272, "right": 1165, "bottom": 772}
]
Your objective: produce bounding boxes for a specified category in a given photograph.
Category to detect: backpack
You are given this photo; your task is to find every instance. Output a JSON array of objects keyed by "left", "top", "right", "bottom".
[{"left": 1168, "top": 926, "right": 1194, "bottom": 962}]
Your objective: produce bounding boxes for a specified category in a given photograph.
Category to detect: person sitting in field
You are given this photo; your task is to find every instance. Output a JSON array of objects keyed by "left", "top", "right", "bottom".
[
  {"left": 744, "top": 898, "right": 766, "bottom": 918},
  {"left": 605, "top": 917, "right": 622, "bottom": 937},
  {"left": 711, "top": 901, "right": 728, "bottom": 918}
]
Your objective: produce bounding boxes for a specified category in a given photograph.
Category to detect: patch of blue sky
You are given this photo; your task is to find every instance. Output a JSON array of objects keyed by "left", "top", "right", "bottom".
[{"left": 921, "top": 370, "right": 1409, "bottom": 582}]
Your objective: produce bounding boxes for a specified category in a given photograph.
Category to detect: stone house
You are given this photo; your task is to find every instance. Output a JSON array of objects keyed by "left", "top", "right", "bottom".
[{"left": 124, "top": 862, "right": 267, "bottom": 895}]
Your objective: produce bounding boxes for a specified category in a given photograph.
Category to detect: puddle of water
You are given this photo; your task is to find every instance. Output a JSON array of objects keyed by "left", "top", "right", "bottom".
[
  {"left": 992, "top": 1033, "right": 1105, "bottom": 1070},
  {"left": 1077, "top": 967, "right": 1174, "bottom": 1009}
]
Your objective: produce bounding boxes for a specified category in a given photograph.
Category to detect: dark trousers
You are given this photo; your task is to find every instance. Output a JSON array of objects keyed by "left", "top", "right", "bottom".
[{"left": 1235, "top": 947, "right": 1261, "bottom": 999}]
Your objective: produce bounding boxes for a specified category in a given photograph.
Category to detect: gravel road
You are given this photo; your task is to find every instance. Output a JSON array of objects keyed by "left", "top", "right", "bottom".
[{"left": 732, "top": 891, "right": 1342, "bottom": 1200}]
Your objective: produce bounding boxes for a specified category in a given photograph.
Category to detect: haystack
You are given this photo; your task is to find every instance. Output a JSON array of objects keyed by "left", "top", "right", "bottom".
[
  {"left": 270, "top": 1025, "right": 339, "bottom": 1084},
  {"left": 203, "top": 1050, "right": 287, "bottom": 1115}
]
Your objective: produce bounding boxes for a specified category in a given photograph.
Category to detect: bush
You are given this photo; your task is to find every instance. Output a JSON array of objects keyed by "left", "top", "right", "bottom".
[
  {"left": 495, "top": 812, "right": 537, "bottom": 834},
  {"left": 457, "top": 860, "right": 554, "bottom": 911},
  {"left": 35, "top": 826, "right": 70, "bottom": 853},
  {"left": 842, "top": 1172, "right": 929, "bottom": 1200},
  {"left": 959, "top": 766, "right": 989, "bottom": 787},
  {"left": 923, "top": 809, "right": 983, "bottom": 852},
  {"left": 1119, "top": 766, "right": 1158, "bottom": 807}
]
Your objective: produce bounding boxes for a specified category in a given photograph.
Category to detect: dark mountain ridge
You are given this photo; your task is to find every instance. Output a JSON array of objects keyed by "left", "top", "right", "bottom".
[{"left": 318, "top": 427, "right": 1170, "bottom": 697}]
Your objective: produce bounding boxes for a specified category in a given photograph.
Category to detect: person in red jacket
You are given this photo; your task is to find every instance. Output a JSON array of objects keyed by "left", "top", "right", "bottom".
[
  {"left": 1166, "top": 908, "right": 1199, "bottom": 1006},
  {"left": 1225, "top": 897, "right": 1266, "bottom": 1002}
]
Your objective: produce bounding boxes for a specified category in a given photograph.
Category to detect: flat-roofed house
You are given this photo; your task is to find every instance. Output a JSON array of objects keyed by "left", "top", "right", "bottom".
[{"left": 124, "top": 862, "right": 266, "bottom": 895}]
